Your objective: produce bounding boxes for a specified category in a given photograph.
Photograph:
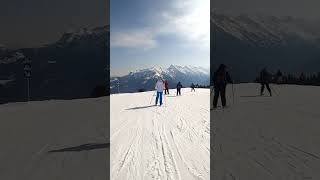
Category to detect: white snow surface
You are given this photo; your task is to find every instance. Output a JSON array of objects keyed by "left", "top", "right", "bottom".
[
  {"left": 111, "top": 88, "right": 210, "bottom": 180},
  {"left": 212, "top": 83, "right": 320, "bottom": 180},
  {"left": 0, "top": 98, "right": 108, "bottom": 180}
]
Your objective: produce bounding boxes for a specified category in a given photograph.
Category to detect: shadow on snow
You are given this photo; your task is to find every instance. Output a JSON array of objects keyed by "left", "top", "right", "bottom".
[
  {"left": 48, "top": 143, "right": 109, "bottom": 153},
  {"left": 240, "top": 95, "right": 272, "bottom": 98},
  {"left": 125, "top": 105, "right": 156, "bottom": 110}
]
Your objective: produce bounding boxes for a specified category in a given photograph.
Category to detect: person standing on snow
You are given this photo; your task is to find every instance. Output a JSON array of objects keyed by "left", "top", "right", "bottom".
[
  {"left": 155, "top": 78, "right": 165, "bottom": 106},
  {"left": 191, "top": 83, "right": 195, "bottom": 92},
  {"left": 260, "top": 67, "right": 272, "bottom": 96},
  {"left": 213, "top": 64, "right": 232, "bottom": 109},
  {"left": 164, "top": 80, "right": 169, "bottom": 95},
  {"left": 275, "top": 70, "right": 283, "bottom": 84},
  {"left": 176, "top": 82, "right": 182, "bottom": 96}
]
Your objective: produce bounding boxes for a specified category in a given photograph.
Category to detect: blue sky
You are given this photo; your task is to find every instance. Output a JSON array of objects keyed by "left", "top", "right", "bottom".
[{"left": 110, "top": 0, "right": 210, "bottom": 76}]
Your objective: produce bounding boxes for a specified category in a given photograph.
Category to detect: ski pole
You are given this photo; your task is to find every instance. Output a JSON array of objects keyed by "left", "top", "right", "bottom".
[
  {"left": 270, "top": 84, "right": 278, "bottom": 97},
  {"left": 150, "top": 91, "right": 156, "bottom": 104},
  {"left": 232, "top": 83, "right": 235, "bottom": 105}
]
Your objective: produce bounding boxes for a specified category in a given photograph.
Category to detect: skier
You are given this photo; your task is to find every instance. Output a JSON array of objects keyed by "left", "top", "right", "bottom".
[
  {"left": 213, "top": 64, "right": 232, "bottom": 109},
  {"left": 191, "top": 83, "right": 195, "bottom": 92},
  {"left": 164, "top": 80, "right": 169, "bottom": 95},
  {"left": 155, "top": 78, "right": 164, "bottom": 106},
  {"left": 276, "top": 70, "right": 283, "bottom": 84},
  {"left": 176, "top": 82, "right": 182, "bottom": 96},
  {"left": 260, "top": 67, "right": 272, "bottom": 96}
]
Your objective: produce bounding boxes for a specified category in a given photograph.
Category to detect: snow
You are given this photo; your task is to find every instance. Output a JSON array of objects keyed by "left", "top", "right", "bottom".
[
  {"left": 0, "top": 79, "right": 14, "bottom": 85},
  {"left": 0, "top": 52, "right": 25, "bottom": 64},
  {"left": 212, "top": 83, "right": 320, "bottom": 179},
  {"left": 1, "top": 82, "right": 319, "bottom": 179},
  {"left": 111, "top": 88, "right": 210, "bottom": 180},
  {"left": 0, "top": 98, "right": 108, "bottom": 180}
]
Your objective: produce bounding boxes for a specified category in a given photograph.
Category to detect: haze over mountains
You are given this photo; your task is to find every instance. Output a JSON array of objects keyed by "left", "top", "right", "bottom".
[
  {"left": 110, "top": 65, "right": 210, "bottom": 94},
  {"left": 211, "top": 11, "right": 320, "bottom": 82},
  {"left": 0, "top": 26, "right": 109, "bottom": 103}
]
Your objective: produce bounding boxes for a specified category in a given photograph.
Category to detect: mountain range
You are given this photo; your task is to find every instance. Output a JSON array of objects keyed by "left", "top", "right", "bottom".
[
  {"left": 3, "top": 11, "right": 320, "bottom": 101},
  {"left": 0, "top": 26, "right": 109, "bottom": 103},
  {"left": 211, "top": 11, "right": 320, "bottom": 82},
  {"left": 110, "top": 65, "right": 209, "bottom": 93}
]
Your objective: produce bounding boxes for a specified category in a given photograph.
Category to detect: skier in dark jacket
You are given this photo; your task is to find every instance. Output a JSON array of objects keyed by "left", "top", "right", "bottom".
[
  {"left": 176, "top": 82, "right": 182, "bottom": 96},
  {"left": 275, "top": 70, "right": 283, "bottom": 84},
  {"left": 164, "top": 80, "right": 169, "bottom": 95},
  {"left": 191, "top": 83, "right": 195, "bottom": 92},
  {"left": 260, "top": 68, "right": 272, "bottom": 96},
  {"left": 213, "top": 64, "right": 232, "bottom": 109}
]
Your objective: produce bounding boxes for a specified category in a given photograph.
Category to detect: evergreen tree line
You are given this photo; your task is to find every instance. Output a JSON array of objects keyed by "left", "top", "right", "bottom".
[
  {"left": 254, "top": 70, "right": 320, "bottom": 86},
  {"left": 192, "top": 84, "right": 210, "bottom": 88}
]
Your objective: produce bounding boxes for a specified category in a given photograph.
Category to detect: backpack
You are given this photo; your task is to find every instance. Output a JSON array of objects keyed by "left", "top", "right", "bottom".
[{"left": 215, "top": 70, "right": 227, "bottom": 84}]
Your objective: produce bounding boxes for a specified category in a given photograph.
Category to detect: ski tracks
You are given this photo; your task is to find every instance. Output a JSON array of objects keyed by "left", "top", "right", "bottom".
[
  {"left": 111, "top": 90, "right": 210, "bottom": 180},
  {"left": 145, "top": 105, "right": 181, "bottom": 180},
  {"left": 111, "top": 118, "right": 144, "bottom": 180},
  {"left": 163, "top": 93, "right": 210, "bottom": 180}
]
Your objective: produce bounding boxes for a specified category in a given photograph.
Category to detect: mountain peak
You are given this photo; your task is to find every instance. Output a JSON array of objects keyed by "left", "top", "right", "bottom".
[
  {"left": 110, "top": 65, "right": 209, "bottom": 93},
  {"left": 54, "top": 25, "right": 109, "bottom": 47},
  {"left": 212, "top": 12, "right": 320, "bottom": 47}
]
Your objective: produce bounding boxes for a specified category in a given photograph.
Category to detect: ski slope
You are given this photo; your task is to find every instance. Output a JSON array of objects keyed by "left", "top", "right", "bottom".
[
  {"left": 0, "top": 98, "right": 109, "bottom": 180},
  {"left": 212, "top": 83, "right": 320, "bottom": 180},
  {"left": 111, "top": 88, "right": 210, "bottom": 180}
]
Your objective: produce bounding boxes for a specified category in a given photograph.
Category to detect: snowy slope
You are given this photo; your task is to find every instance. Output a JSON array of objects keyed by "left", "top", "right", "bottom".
[
  {"left": 212, "top": 83, "right": 320, "bottom": 179},
  {"left": 111, "top": 88, "right": 210, "bottom": 180},
  {"left": 0, "top": 97, "right": 109, "bottom": 180}
]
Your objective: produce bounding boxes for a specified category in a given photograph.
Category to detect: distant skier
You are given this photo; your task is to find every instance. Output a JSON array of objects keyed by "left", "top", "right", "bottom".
[
  {"left": 260, "top": 67, "right": 272, "bottom": 96},
  {"left": 276, "top": 70, "right": 283, "bottom": 84},
  {"left": 155, "top": 78, "right": 164, "bottom": 106},
  {"left": 213, "top": 64, "right": 232, "bottom": 109},
  {"left": 164, "top": 80, "right": 169, "bottom": 95},
  {"left": 191, "top": 83, "right": 195, "bottom": 92},
  {"left": 176, "top": 82, "right": 183, "bottom": 96}
]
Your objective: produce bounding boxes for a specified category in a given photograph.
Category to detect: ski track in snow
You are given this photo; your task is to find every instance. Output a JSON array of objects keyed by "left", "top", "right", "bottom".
[
  {"left": 212, "top": 83, "right": 320, "bottom": 180},
  {"left": 111, "top": 89, "right": 210, "bottom": 180}
]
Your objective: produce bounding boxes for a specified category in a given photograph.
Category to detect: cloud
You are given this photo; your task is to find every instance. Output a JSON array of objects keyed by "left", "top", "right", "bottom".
[
  {"left": 162, "top": 0, "right": 210, "bottom": 48},
  {"left": 111, "top": 29, "right": 157, "bottom": 50},
  {"left": 111, "top": 0, "right": 210, "bottom": 50}
]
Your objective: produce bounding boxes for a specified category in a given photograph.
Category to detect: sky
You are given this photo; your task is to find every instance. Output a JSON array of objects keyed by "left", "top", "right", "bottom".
[
  {"left": 110, "top": 0, "right": 210, "bottom": 76},
  {"left": 214, "top": 0, "right": 320, "bottom": 19},
  {"left": 0, "top": 0, "right": 108, "bottom": 49}
]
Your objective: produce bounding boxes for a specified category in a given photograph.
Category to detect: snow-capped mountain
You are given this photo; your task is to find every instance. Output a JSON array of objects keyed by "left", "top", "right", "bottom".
[
  {"left": 110, "top": 65, "right": 209, "bottom": 93},
  {"left": 211, "top": 11, "right": 320, "bottom": 82},
  {"left": 212, "top": 11, "right": 320, "bottom": 47},
  {"left": 54, "top": 26, "right": 109, "bottom": 48},
  {"left": 0, "top": 25, "right": 109, "bottom": 103}
]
